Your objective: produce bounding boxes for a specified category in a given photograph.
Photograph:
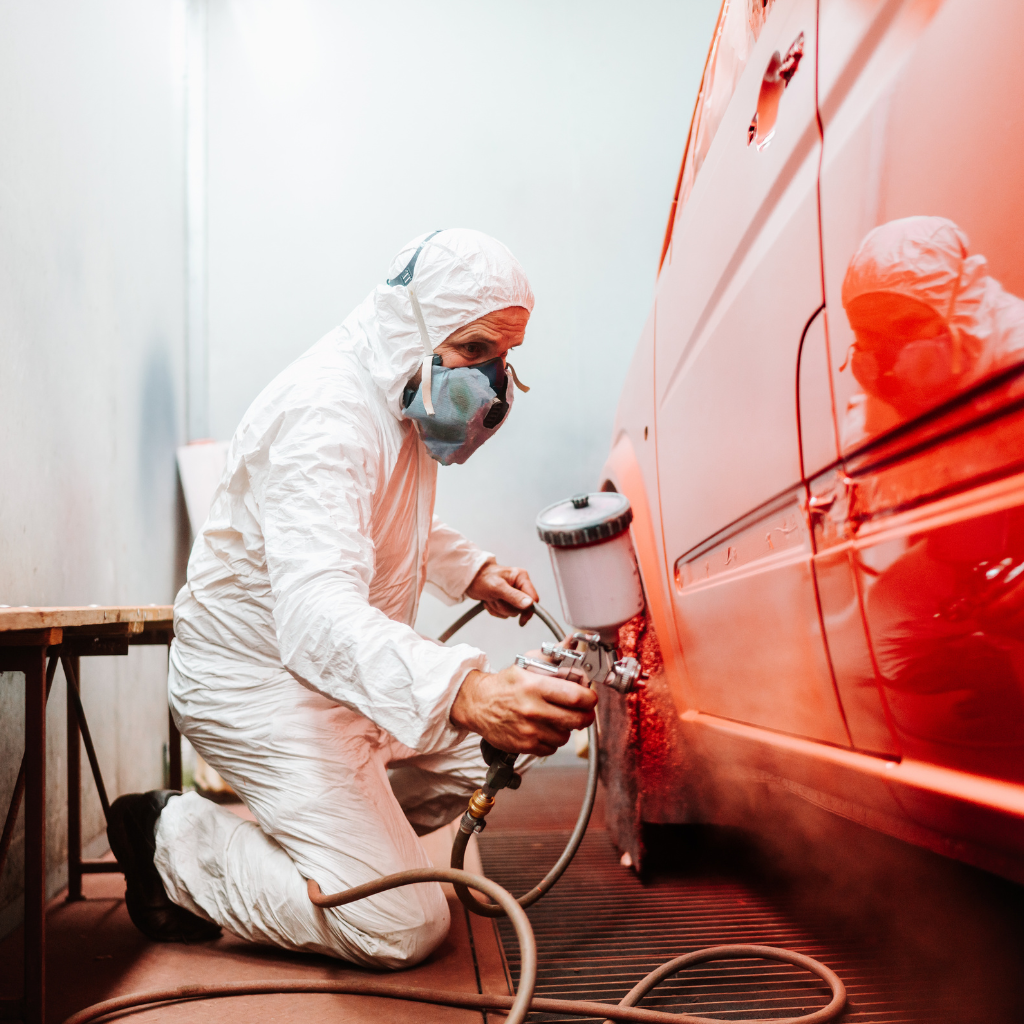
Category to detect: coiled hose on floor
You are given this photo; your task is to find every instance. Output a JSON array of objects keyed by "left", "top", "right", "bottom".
[{"left": 63, "top": 602, "right": 847, "bottom": 1024}]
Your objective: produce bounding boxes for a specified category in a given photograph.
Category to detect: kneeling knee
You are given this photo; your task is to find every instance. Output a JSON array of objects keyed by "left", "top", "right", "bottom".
[
  {"left": 376, "top": 911, "right": 450, "bottom": 969},
  {"left": 326, "top": 890, "right": 451, "bottom": 969}
]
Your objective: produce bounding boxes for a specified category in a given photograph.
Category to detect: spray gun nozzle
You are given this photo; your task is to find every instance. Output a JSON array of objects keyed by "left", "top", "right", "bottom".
[{"left": 527, "top": 634, "right": 643, "bottom": 694}]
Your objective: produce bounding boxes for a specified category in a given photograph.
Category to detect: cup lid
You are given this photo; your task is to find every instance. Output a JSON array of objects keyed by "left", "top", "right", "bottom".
[{"left": 536, "top": 492, "right": 633, "bottom": 548}]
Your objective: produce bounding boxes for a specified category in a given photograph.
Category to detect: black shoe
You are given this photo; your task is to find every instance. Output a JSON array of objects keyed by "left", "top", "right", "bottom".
[{"left": 107, "top": 790, "right": 222, "bottom": 943}]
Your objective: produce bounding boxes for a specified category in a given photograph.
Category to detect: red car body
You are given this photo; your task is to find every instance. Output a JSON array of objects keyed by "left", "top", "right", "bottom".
[{"left": 600, "top": 0, "right": 1024, "bottom": 883}]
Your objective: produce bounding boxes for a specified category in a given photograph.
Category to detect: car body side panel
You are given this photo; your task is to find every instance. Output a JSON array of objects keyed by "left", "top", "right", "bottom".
[
  {"left": 813, "top": 538, "right": 902, "bottom": 756},
  {"left": 655, "top": 2, "right": 820, "bottom": 548},
  {"left": 602, "top": 0, "right": 1024, "bottom": 881},
  {"left": 603, "top": 309, "right": 692, "bottom": 713},
  {"left": 673, "top": 486, "right": 847, "bottom": 743},
  {"left": 818, "top": 0, "right": 978, "bottom": 439},
  {"left": 797, "top": 309, "right": 840, "bottom": 480},
  {"left": 816, "top": 0, "right": 1024, "bottom": 810},
  {"left": 654, "top": 0, "right": 848, "bottom": 745},
  {"left": 796, "top": 309, "right": 900, "bottom": 748},
  {"left": 678, "top": 709, "right": 1024, "bottom": 885}
]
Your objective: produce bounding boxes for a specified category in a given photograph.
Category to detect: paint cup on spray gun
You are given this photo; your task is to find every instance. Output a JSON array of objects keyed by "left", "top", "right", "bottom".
[{"left": 520, "top": 492, "right": 646, "bottom": 694}]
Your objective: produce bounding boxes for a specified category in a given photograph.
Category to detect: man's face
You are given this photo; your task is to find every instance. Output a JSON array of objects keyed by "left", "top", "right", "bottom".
[{"left": 435, "top": 306, "right": 530, "bottom": 368}]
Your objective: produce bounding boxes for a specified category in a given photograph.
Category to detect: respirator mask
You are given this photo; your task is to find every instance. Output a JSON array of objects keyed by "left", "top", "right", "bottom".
[
  {"left": 402, "top": 354, "right": 514, "bottom": 466},
  {"left": 851, "top": 327, "right": 962, "bottom": 415}
]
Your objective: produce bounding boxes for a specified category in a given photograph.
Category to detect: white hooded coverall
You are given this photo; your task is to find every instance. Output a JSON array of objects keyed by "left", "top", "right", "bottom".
[
  {"left": 839, "top": 216, "right": 1024, "bottom": 448},
  {"left": 155, "top": 229, "right": 535, "bottom": 968}
]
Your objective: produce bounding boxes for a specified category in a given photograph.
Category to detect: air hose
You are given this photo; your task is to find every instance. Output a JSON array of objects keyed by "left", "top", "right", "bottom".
[
  {"left": 62, "top": 601, "right": 847, "bottom": 1024},
  {"left": 448, "top": 601, "right": 600, "bottom": 917}
]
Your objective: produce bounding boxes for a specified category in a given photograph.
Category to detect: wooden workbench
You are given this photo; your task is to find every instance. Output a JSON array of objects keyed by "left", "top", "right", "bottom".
[{"left": 0, "top": 606, "right": 177, "bottom": 1024}]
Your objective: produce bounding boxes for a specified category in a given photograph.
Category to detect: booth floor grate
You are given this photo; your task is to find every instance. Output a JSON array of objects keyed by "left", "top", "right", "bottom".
[{"left": 476, "top": 768, "right": 1023, "bottom": 1024}]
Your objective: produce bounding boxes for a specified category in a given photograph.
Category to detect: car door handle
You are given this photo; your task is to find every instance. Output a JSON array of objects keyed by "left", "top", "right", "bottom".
[{"left": 748, "top": 31, "right": 805, "bottom": 150}]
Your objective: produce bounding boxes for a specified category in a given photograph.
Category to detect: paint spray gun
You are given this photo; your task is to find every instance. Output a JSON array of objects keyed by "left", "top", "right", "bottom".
[
  {"left": 515, "top": 633, "right": 643, "bottom": 694},
  {"left": 462, "top": 492, "right": 647, "bottom": 825}
]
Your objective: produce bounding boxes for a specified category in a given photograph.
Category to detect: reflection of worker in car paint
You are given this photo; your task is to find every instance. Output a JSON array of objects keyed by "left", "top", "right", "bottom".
[
  {"left": 839, "top": 218, "right": 1024, "bottom": 769},
  {"left": 839, "top": 215, "right": 1024, "bottom": 448},
  {"left": 864, "top": 511, "right": 1024, "bottom": 768}
]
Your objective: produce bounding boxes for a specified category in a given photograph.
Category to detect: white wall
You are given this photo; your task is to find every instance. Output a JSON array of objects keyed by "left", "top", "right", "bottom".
[
  {"left": 0, "top": 1, "right": 188, "bottom": 932},
  {"left": 204, "top": 0, "right": 720, "bottom": 665}
]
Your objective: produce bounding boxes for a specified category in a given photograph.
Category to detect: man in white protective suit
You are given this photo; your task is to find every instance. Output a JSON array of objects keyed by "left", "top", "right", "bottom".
[{"left": 106, "top": 229, "right": 598, "bottom": 967}]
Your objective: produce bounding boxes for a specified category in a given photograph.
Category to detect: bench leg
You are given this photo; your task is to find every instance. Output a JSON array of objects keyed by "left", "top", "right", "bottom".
[
  {"left": 0, "top": 657, "right": 57, "bottom": 883},
  {"left": 61, "top": 655, "right": 110, "bottom": 820},
  {"left": 66, "top": 654, "right": 83, "bottom": 902},
  {"left": 24, "top": 647, "right": 47, "bottom": 1024}
]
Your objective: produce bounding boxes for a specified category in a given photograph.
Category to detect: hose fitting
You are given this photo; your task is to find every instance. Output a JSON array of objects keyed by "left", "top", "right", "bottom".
[
  {"left": 467, "top": 788, "right": 495, "bottom": 819},
  {"left": 458, "top": 788, "right": 496, "bottom": 835}
]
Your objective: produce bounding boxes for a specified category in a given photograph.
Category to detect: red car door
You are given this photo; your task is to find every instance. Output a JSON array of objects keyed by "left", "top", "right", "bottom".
[
  {"left": 810, "top": 0, "right": 1024, "bottom": 851},
  {"left": 655, "top": 0, "right": 849, "bottom": 745}
]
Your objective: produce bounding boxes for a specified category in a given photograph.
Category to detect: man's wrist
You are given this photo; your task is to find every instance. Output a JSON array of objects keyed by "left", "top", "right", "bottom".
[
  {"left": 450, "top": 668, "right": 485, "bottom": 729},
  {"left": 464, "top": 557, "right": 497, "bottom": 600}
]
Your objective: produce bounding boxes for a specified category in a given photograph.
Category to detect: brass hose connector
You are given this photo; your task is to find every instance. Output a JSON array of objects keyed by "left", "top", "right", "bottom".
[{"left": 467, "top": 789, "right": 495, "bottom": 819}]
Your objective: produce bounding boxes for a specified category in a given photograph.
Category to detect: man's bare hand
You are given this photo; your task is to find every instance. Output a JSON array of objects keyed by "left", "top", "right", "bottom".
[
  {"left": 466, "top": 560, "right": 539, "bottom": 625},
  {"left": 450, "top": 665, "right": 597, "bottom": 756}
]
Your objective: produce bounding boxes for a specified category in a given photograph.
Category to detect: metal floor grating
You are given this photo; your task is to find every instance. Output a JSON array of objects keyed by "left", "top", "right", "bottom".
[{"left": 476, "top": 826, "right": 985, "bottom": 1023}]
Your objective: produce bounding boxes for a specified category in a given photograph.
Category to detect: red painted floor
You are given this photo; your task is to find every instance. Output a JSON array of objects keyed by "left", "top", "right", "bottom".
[{"left": 0, "top": 801, "right": 512, "bottom": 1024}]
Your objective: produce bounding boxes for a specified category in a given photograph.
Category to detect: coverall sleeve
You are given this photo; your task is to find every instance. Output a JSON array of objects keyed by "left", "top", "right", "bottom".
[
  {"left": 424, "top": 515, "right": 494, "bottom": 606},
  {"left": 246, "top": 395, "right": 483, "bottom": 754}
]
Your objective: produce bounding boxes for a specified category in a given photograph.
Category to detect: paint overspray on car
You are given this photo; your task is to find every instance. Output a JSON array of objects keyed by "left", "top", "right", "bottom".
[{"left": 597, "top": 608, "right": 695, "bottom": 873}]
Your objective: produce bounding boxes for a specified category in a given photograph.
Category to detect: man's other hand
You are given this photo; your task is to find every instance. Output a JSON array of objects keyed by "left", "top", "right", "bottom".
[
  {"left": 450, "top": 665, "right": 597, "bottom": 756},
  {"left": 466, "top": 560, "right": 539, "bottom": 625}
]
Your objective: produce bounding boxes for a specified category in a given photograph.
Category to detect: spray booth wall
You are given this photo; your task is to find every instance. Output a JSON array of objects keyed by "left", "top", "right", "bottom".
[
  {"left": 0, "top": 2, "right": 188, "bottom": 935},
  {"left": 204, "top": 0, "right": 719, "bottom": 666}
]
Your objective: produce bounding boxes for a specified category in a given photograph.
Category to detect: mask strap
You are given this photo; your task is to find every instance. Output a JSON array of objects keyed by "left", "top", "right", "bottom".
[
  {"left": 408, "top": 287, "right": 436, "bottom": 416},
  {"left": 506, "top": 362, "right": 530, "bottom": 393},
  {"left": 387, "top": 229, "right": 444, "bottom": 417}
]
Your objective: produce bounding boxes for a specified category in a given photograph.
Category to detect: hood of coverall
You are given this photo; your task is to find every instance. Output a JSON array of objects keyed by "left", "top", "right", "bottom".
[
  {"left": 841, "top": 216, "right": 1014, "bottom": 392},
  {"left": 332, "top": 229, "right": 535, "bottom": 417}
]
